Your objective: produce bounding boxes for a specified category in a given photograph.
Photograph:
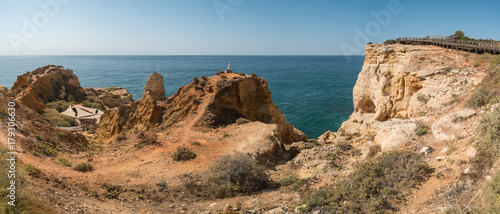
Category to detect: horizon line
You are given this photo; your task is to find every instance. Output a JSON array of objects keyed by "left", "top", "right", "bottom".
[{"left": 0, "top": 54, "right": 365, "bottom": 57}]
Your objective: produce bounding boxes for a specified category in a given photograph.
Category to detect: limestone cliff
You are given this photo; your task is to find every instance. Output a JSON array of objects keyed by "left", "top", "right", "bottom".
[
  {"left": 334, "top": 44, "right": 484, "bottom": 150},
  {"left": 8, "top": 65, "right": 86, "bottom": 112}
]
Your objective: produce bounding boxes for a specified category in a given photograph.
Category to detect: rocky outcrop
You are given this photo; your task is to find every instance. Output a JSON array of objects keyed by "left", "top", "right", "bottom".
[
  {"left": 199, "top": 74, "right": 307, "bottom": 144},
  {"left": 97, "top": 73, "right": 166, "bottom": 139},
  {"left": 97, "top": 72, "right": 307, "bottom": 145},
  {"left": 143, "top": 73, "right": 166, "bottom": 101},
  {"left": 84, "top": 87, "right": 134, "bottom": 109},
  {"left": 0, "top": 85, "right": 8, "bottom": 95},
  {"left": 329, "top": 44, "right": 483, "bottom": 150},
  {"left": 8, "top": 65, "right": 86, "bottom": 112}
]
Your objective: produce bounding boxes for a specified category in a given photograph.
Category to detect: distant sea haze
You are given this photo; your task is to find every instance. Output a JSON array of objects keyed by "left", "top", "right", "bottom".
[{"left": 0, "top": 55, "right": 364, "bottom": 138}]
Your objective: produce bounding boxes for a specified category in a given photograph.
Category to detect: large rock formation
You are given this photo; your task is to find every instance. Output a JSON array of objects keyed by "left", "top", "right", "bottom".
[
  {"left": 8, "top": 65, "right": 86, "bottom": 112},
  {"left": 97, "top": 72, "right": 307, "bottom": 144},
  {"left": 97, "top": 73, "right": 166, "bottom": 138},
  {"left": 84, "top": 87, "right": 134, "bottom": 109},
  {"left": 321, "top": 44, "right": 484, "bottom": 150}
]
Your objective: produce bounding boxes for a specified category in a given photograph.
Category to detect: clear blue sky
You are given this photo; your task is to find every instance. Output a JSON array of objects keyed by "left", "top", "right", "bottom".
[{"left": 1, "top": 0, "right": 499, "bottom": 55}]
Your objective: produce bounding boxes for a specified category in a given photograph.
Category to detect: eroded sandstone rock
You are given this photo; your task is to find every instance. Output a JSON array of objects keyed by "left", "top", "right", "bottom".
[
  {"left": 0, "top": 85, "right": 8, "bottom": 95},
  {"left": 8, "top": 65, "right": 86, "bottom": 112}
]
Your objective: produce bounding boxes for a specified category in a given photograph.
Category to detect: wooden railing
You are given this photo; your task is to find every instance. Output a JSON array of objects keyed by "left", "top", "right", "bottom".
[{"left": 396, "top": 36, "right": 500, "bottom": 54}]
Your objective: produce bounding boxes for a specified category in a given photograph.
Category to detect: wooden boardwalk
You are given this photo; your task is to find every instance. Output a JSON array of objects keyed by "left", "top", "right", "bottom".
[{"left": 396, "top": 35, "right": 500, "bottom": 54}]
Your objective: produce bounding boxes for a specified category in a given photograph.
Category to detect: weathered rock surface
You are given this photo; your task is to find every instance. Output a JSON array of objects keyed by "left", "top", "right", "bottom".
[
  {"left": 8, "top": 65, "right": 86, "bottom": 112},
  {"left": 323, "top": 44, "right": 484, "bottom": 150},
  {"left": 143, "top": 72, "right": 166, "bottom": 101},
  {"left": 98, "top": 72, "right": 307, "bottom": 144},
  {"left": 0, "top": 85, "right": 8, "bottom": 95},
  {"left": 84, "top": 87, "right": 134, "bottom": 109},
  {"left": 97, "top": 73, "right": 166, "bottom": 139}
]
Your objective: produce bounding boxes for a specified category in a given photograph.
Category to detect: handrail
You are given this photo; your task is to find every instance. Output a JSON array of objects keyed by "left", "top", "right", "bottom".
[{"left": 396, "top": 36, "right": 500, "bottom": 54}]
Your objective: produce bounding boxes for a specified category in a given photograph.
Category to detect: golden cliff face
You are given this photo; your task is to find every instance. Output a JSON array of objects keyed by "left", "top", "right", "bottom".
[
  {"left": 8, "top": 65, "right": 86, "bottom": 112},
  {"left": 331, "top": 44, "right": 486, "bottom": 150},
  {"left": 97, "top": 72, "right": 307, "bottom": 144}
]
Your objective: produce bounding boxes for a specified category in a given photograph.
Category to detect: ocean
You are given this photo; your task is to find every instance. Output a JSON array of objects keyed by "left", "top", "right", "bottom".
[{"left": 0, "top": 55, "right": 364, "bottom": 138}]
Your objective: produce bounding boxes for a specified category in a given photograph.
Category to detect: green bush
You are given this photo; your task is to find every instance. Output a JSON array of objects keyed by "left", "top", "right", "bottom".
[
  {"left": 415, "top": 121, "right": 429, "bottom": 136},
  {"left": 35, "top": 143, "right": 57, "bottom": 157},
  {"left": 46, "top": 100, "right": 70, "bottom": 112},
  {"left": 26, "top": 164, "right": 41, "bottom": 177},
  {"left": 73, "top": 163, "right": 94, "bottom": 172},
  {"left": 57, "top": 158, "right": 72, "bottom": 167},
  {"left": 277, "top": 175, "right": 306, "bottom": 190},
  {"left": 200, "top": 152, "right": 270, "bottom": 198},
  {"left": 454, "top": 30, "right": 465, "bottom": 39},
  {"left": 302, "top": 150, "right": 433, "bottom": 213},
  {"left": 80, "top": 96, "right": 105, "bottom": 110},
  {"left": 172, "top": 147, "right": 197, "bottom": 161},
  {"left": 42, "top": 108, "right": 75, "bottom": 127},
  {"left": 384, "top": 39, "right": 397, "bottom": 45}
]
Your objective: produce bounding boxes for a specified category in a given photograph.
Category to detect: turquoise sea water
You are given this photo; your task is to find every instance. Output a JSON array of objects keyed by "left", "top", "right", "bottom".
[{"left": 0, "top": 55, "right": 364, "bottom": 138}]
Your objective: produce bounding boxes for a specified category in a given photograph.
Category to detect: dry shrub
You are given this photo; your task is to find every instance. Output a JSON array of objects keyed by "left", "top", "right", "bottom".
[
  {"left": 0, "top": 144, "right": 58, "bottom": 213},
  {"left": 200, "top": 152, "right": 270, "bottom": 198},
  {"left": 483, "top": 171, "right": 500, "bottom": 213},
  {"left": 477, "top": 106, "right": 500, "bottom": 156},
  {"left": 367, "top": 145, "right": 382, "bottom": 158},
  {"left": 73, "top": 163, "right": 94, "bottom": 172},
  {"left": 172, "top": 147, "right": 196, "bottom": 161},
  {"left": 302, "top": 150, "right": 433, "bottom": 213},
  {"left": 465, "top": 67, "right": 500, "bottom": 108}
]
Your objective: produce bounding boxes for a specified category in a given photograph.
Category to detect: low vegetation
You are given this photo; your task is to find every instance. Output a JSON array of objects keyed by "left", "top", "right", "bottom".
[
  {"left": 57, "top": 158, "right": 73, "bottom": 167},
  {"left": 172, "top": 147, "right": 197, "bottom": 161},
  {"left": 199, "top": 152, "right": 270, "bottom": 198},
  {"left": 26, "top": 164, "right": 41, "bottom": 177},
  {"left": 73, "top": 163, "right": 94, "bottom": 172},
  {"left": 277, "top": 175, "right": 306, "bottom": 190},
  {"left": 135, "top": 133, "right": 160, "bottom": 148},
  {"left": 415, "top": 121, "right": 429, "bottom": 136},
  {"left": 301, "top": 150, "right": 433, "bottom": 213},
  {"left": 367, "top": 145, "right": 382, "bottom": 158},
  {"left": 465, "top": 63, "right": 500, "bottom": 108},
  {"left": 102, "top": 183, "right": 120, "bottom": 199},
  {"left": 42, "top": 108, "right": 75, "bottom": 127},
  {"left": 477, "top": 106, "right": 500, "bottom": 156},
  {"left": 483, "top": 171, "right": 500, "bottom": 213},
  {"left": 34, "top": 143, "right": 58, "bottom": 157},
  {"left": 0, "top": 144, "right": 57, "bottom": 213},
  {"left": 384, "top": 39, "right": 396, "bottom": 45}
]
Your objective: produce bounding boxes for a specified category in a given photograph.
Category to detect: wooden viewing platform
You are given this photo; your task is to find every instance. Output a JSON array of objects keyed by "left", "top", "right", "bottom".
[{"left": 396, "top": 35, "right": 500, "bottom": 55}]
